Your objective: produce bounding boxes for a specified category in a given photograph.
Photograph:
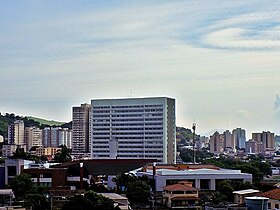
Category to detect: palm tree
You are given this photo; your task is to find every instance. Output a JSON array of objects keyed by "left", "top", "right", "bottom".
[{"left": 53, "top": 145, "right": 72, "bottom": 163}]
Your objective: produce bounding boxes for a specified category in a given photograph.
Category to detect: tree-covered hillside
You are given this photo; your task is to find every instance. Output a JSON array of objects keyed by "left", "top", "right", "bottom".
[
  {"left": 0, "top": 113, "right": 71, "bottom": 138},
  {"left": 176, "top": 126, "right": 199, "bottom": 145}
]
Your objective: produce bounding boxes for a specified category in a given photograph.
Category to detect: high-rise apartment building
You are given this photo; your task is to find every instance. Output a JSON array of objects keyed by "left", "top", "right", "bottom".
[
  {"left": 232, "top": 128, "right": 246, "bottom": 149},
  {"left": 210, "top": 131, "right": 224, "bottom": 154},
  {"left": 223, "top": 130, "right": 234, "bottom": 149},
  {"left": 90, "top": 97, "right": 176, "bottom": 164},
  {"left": 72, "top": 103, "right": 91, "bottom": 158},
  {"left": 24, "top": 127, "right": 43, "bottom": 151},
  {"left": 42, "top": 127, "right": 61, "bottom": 148},
  {"left": 8, "top": 120, "right": 25, "bottom": 146},
  {"left": 252, "top": 131, "right": 275, "bottom": 152},
  {"left": 58, "top": 128, "right": 72, "bottom": 148}
]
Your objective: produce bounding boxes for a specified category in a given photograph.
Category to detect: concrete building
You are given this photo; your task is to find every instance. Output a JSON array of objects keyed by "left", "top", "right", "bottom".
[
  {"left": 252, "top": 131, "right": 275, "bottom": 153},
  {"left": 137, "top": 164, "right": 252, "bottom": 192},
  {"left": 163, "top": 181, "right": 200, "bottom": 209},
  {"left": 233, "top": 128, "right": 246, "bottom": 149},
  {"left": 58, "top": 128, "right": 72, "bottom": 148},
  {"left": 4, "top": 159, "right": 34, "bottom": 185},
  {"left": 36, "top": 147, "right": 60, "bottom": 157},
  {"left": 224, "top": 130, "right": 234, "bottom": 149},
  {"left": 72, "top": 103, "right": 91, "bottom": 158},
  {"left": 8, "top": 120, "right": 25, "bottom": 146},
  {"left": 245, "top": 139, "right": 263, "bottom": 154},
  {"left": 2, "top": 144, "right": 18, "bottom": 158},
  {"left": 24, "top": 127, "right": 42, "bottom": 151},
  {"left": 259, "top": 188, "right": 280, "bottom": 210},
  {"left": 275, "top": 135, "right": 280, "bottom": 152},
  {"left": 42, "top": 127, "right": 61, "bottom": 148},
  {"left": 209, "top": 131, "right": 224, "bottom": 154},
  {"left": 90, "top": 97, "right": 176, "bottom": 163}
]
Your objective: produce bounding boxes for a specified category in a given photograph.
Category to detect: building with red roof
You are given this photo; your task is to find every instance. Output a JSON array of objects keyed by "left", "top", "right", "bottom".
[{"left": 163, "top": 181, "right": 201, "bottom": 209}]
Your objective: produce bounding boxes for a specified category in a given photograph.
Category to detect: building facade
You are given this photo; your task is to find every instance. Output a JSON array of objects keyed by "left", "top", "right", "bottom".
[
  {"left": 8, "top": 120, "right": 25, "bottom": 146},
  {"left": 72, "top": 103, "right": 91, "bottom": 158},
  {"left": 24, "top": 127, "right": 43, "bottom": 151},
  {"left": 252, "top": 131, "right": 275, "bottom": 153},
  {"left": 58, "top": 128, "right": 72, "bottom": 148},
  {"left": 209, "top": 131, "right": 224, "bottom": 154},
  {"left": 90, "top": 97, "right": 176, "bottom": 163},
  {"left": 233, "top": 128, "right": 246, "bottom": 149}
]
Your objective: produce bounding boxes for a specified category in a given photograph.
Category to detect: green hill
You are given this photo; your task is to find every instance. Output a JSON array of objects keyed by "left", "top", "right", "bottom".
[
  {"left": 0, "top": 113, "right": 67, "bottom": 138},
  {"left": 26, "top": 116, "right": 65, "bottom": 126}
]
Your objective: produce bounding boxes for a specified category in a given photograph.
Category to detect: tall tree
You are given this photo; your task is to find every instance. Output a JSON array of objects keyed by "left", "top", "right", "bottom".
[{"left": 53, "top": 145, "right": 72, "bottom": 163}]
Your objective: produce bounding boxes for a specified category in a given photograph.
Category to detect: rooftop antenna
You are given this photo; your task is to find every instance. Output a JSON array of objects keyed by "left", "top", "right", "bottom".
[{"left": 192, "top": 122, "right": 196, "bottom": 164}]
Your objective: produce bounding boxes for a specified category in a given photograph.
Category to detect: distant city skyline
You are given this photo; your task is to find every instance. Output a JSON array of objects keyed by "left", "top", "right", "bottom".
[{"left": 1, "top": 1, "right": 280, "bottom": 137}]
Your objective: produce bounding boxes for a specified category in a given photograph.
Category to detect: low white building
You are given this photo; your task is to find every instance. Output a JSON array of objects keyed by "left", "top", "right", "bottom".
[{"left": 137, "top": 165, "right": 252, "bottom": 192}]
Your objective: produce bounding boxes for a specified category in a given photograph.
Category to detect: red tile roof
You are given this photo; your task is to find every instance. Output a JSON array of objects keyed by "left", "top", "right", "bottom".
[
  {"left": 163, "top": 183, "right": 198, "bottom": 192},
  {"left": 258, "top": 188, "right": 280, "bottom": 200},
  {"left": 171, "top": 196, "right": 199, "bottom": 201}
]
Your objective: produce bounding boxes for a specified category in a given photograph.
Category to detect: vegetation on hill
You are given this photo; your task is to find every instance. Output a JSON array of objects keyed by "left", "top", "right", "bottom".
[
  {"left": 176, "top": 126, "right": 199, "bottom": 145},
  {"left": 0, "top": 112, "right": 71, "bottom": 138},
  {"left": 26, "top": 116, "right": 65, "bottom": 126}
]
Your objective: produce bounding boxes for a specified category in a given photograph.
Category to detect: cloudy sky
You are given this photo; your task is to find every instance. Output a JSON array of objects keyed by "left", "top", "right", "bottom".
[{"left": 1, "top": 0, "right": 280, "bottom": 137}]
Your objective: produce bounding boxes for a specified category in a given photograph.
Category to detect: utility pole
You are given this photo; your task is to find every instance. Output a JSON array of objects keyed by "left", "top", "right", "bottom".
[{"left": 192, "top": 123, "right": 196, "bottom": 164}]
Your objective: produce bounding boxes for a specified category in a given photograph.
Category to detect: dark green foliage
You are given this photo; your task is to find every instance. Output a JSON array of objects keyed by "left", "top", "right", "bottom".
[
  {"left": 202, "top": 155, "right": 272, "bottom": 183},
  {"left": 126, "top": 180, "right": 150, "bottom": 204},
  {"left": 61, "top": 191, "right": 120, "bottom": 210},
  {"left": 112, "top": 173, "right": 137, "bottom": 193},
  {"left": 208, "top": 192, "right": 226, "bottom": 206},
  {"left": 218, "top": 180, "right": 233, "bottom": 202},
  {"left": 53, "top": 145, "right": 72, "bottom": 163},
  {"left": 113, "top": 173, "right": 151, "bottom": 206},
  {"left": 10, "top": 173, "right": 33, "bottom": 198},
  {"left": 61, "top": 121, "right": 72, "bottom": 129},
  {"left": 25, "top": 193, "right": 50, "bottom": 210},
  {"left": 9, "top": 147, "right": 43, "bottom": 163},
  {"left": 180, "top": 148, "right": 214, "bottom": 163},
  {"left": 10, "top": 148, "right": 28, "bottom": 159}
]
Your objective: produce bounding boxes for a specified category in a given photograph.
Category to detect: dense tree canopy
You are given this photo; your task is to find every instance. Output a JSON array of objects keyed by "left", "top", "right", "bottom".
[
  {"left": 53, "top": 145, "right": 72, "bottom": 163},
  {"left": 61, "top": 191, "right": 120, "bottom": 210}
]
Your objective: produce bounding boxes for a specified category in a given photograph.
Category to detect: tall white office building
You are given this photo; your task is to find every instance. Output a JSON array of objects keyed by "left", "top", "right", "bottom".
[{"left": 90, "top": 97, "right": 176, "bottom": 164}]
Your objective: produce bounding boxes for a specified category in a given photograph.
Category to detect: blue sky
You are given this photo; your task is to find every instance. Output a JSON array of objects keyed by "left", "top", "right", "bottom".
[{"left": 1, "top": 1, "right": 280, "bottom": 137}]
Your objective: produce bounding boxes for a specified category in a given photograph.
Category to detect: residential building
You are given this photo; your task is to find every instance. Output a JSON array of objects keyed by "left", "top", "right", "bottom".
[
  {"left": 275, "top": 135, "right": 280, "bottom": 151},
  {"left": 58, "top": 128, "right": 72, "bottom": 148},
  {"left": 4, "top": 159, "right": 34, "bottom": 185},
  {"left": 42, "top": 127, "right": 61, "bottom": 148},
  {"left": 232, "top": 128, "right": 246, "bottom": 149},
  {"left": 163, "top": 181, "right": 201, "bottom": 209},
  {"left": 2, "top": 144, "right": 18, "bottom": 158},
  {"left": 8, "top": 120, "right": 25, "bottom": 147},
  {"left": 233, "top": 189, "right": 260, "bottom": 204},
  {"left": 245, "top": 139, "right": 263, "bottom": 154},
  {"left": 42, "top": 127, "right": 51, "bottom": 147},
  {"left": 258, "top": 188, "right": 280, "bottom": 210},
  {"left": 223, "top": 130, "right": 234, "bottom": 149},
  {"left": 24, "top": 127, "right": 43, "bottom": 151},
  {"left": 72, "top": 103, "right": 91, "bottom": 158},
  {"left": 36, "top": 147, "right": 60, "bottom": 157},
  {"left": 196, "top": 136, "right": 209, "bottom": 150},
  {"left": 209, "top": 131, "right": 224, "bottom": 154},
  {"left": 252, "top": 131, "right": 275, "bottom": 153},
  {"left": 137, "top": 164, "right": 252, "bottom": 192},
  {"left": 90, "top": 97, "right": 176, "bottom": 164}
]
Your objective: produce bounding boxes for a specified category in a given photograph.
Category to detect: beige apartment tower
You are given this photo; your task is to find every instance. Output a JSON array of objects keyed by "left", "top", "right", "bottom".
[{"left": 72, "top": 103, "right": 91, "bottom": 158}]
